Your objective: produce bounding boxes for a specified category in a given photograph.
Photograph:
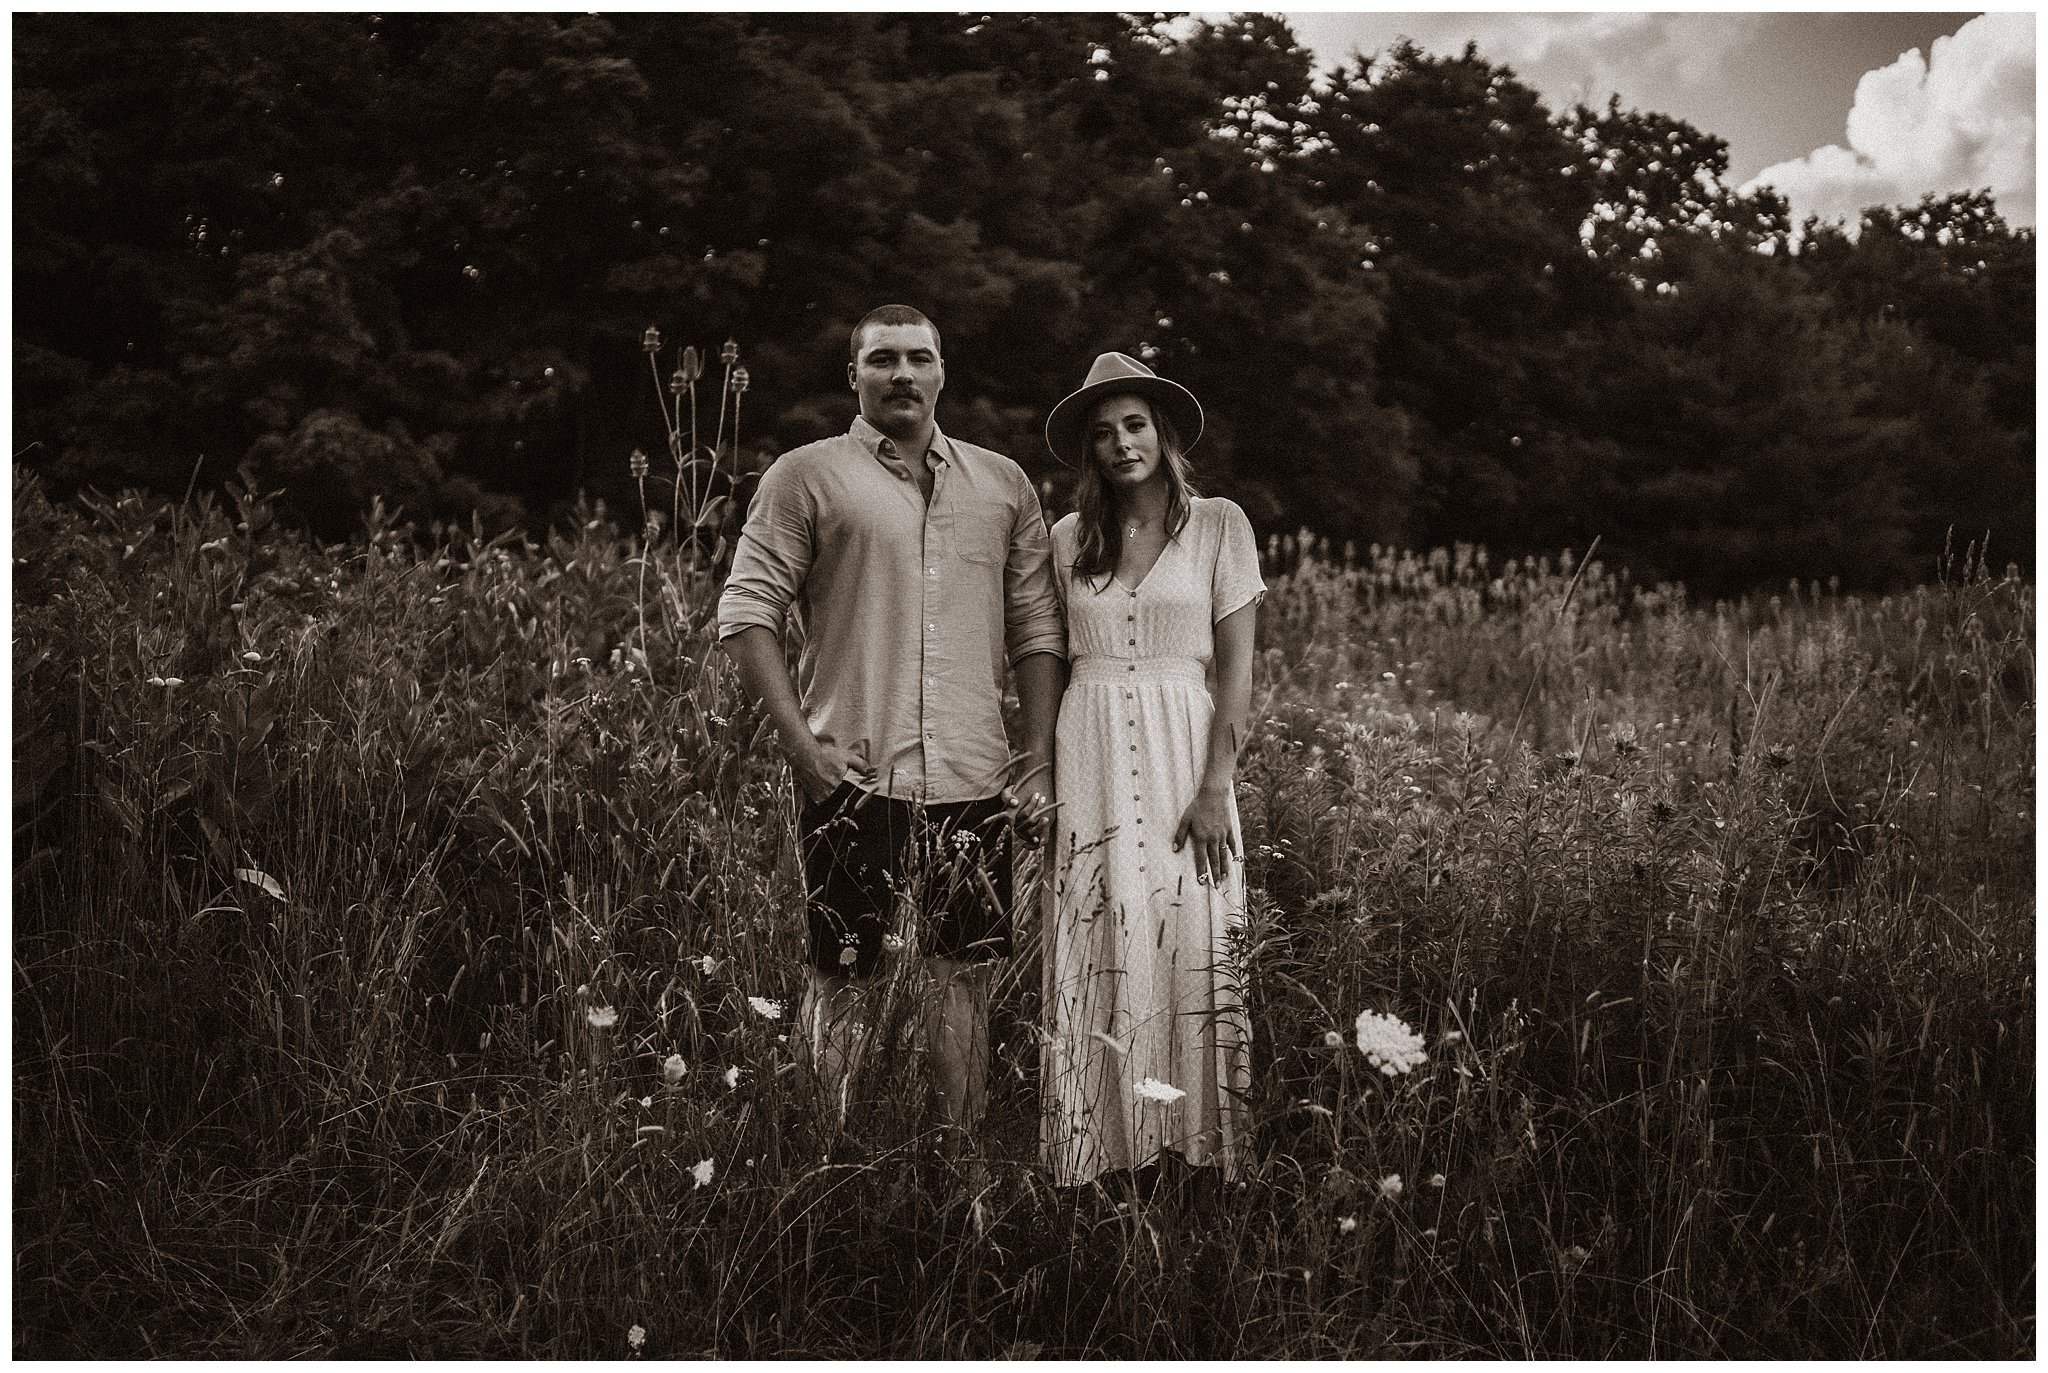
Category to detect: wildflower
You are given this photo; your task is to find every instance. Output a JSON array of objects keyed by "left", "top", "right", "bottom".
[
  {"left": 638, "top": 1095, "right": 652, "bottom": 1109},
  {"left": 663, "top": 1053, "right": 687, "bottom": 1086},
  {"left": 642, "top": 326, "right": 662, "bottom": 353},
  {"left": 881, "top": 933, "right": 906, "bottom": 954},
  {"left": 698, "top": 955, "right": 718, "bottom": 975},
  {"left": 146, "top": 676, "right": 166, "bottom": 688},
  {"left": 1322, "top": 1030, "right": 1344, "bottom": 1049},
  {"left": 628, "top": 1323, "right": 647, "bottom": 1351},
  {"left": 587, "top": 1006, "right": 619, "bottom": 1029},
  {"left": 838, "top": 945, "right": 859, "bottom": 968},
  {"left": 1427, "top": 1173, "right": 1446, "bottom": 1188},
  {"left": 1355, "top": 1009, "right": 1428, "bottom": 1076},
  {"left": 160, "top": 676, "right": 184, "bottom": 688},
  {"left": 1764, "top": 744, "right": 1793, "bottom": 770},
  {"left": 747, "top": 996, "right": 783, "bottom": 1020},
  {"left": 242, "top": 650, "right": 262, "bottom": 663},
  {"left": 1376, "top": 1173, "right": 1403, "bottom": 1200},
  {"left": 1134, "top": 1077, "right": 1186, "bottom": 1104},
  {"left": 1338, "top": 1215, "right": 1359, "bottom": 1234},
  {"left": 691, "top": 1157, "right": 715, "bottom": 1188},
  {"left": 1440, "top": 1029, "right": 1463, "bottom": 1045},
  {"left": 723, "top": 1065, "right": 740, "bottom": 1089}
]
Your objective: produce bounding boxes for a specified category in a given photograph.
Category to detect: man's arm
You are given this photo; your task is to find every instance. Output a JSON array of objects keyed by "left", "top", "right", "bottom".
[
  {"left": 715, "top": 454, "right": 868, "bottom": 804},
  {"left": 1012, "top": 648, "right": 1066, "bottom": 809},
  {"left": 721, "top": 628, "right": 871, "bottom": 804}
]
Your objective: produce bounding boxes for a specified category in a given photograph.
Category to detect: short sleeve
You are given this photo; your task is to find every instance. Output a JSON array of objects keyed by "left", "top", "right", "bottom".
[
  {"left": 1003, "top": 469, "right": 1067, "bottom": 665},
  {"left": 1209, "top": 499, "right": 1265, "bottom": 623},
  {"left": 716, "top": 454, "right": 814, "bottom": 640}
]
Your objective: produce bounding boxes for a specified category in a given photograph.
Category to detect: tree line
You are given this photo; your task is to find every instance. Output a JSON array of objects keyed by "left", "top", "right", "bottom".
[{"left": 15, "top": 12, "right": 2033, "bottom": 591}]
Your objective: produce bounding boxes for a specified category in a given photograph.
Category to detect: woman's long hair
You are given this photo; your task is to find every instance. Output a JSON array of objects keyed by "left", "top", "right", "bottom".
[{"left": 1070, "top": 398, "right": 1199, "bottom": 586}]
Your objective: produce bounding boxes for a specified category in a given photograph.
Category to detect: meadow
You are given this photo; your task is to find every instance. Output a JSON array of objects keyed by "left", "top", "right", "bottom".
[{"left": 12, "top": 468, "right": 2033, "bottom": 1357}]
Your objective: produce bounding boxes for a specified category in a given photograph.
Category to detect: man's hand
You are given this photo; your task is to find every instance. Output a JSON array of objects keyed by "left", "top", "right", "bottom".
[
  {"left": 791, "top": 735, "right": 871, "bottom": 805},
  {"left": 1173, "top": 783, "right": 1239, "bottom": 886}
]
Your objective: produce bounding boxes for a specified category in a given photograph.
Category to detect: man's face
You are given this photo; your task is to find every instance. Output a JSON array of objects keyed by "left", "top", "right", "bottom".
[{"left": 849, "top": 323, "right": 944, "bottom": 437}]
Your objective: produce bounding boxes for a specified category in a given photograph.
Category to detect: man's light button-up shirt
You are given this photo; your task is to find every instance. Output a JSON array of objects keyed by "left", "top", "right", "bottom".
[{"left": 715, "top": 415, "right": 1066, "bottom": 803}]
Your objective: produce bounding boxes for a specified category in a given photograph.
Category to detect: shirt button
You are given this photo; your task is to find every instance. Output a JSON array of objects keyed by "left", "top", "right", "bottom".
[
  {"left": 1127, "top": 639, "right": 1136, "bottom": 646},
  {"left": 1137, "top": 840, "right": 1144, "bottom": 847}
]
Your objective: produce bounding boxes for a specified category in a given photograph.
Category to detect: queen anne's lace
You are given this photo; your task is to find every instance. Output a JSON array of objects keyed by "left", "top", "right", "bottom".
[
  {"left": 1355, "top": 1009, "right": 1427, "bottom": 1076},
  {"left": 1133, "top": 1077, "right": 1187, "bottom": 1104}
]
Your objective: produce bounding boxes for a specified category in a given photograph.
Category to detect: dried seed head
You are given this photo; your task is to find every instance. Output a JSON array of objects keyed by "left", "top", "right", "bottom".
[
  {"left": 680, "top": 345, "right": 703, "bottom": 383},
  {"left": 642, "top": 325, "right": 662, "bottom": 353},
  {"left": 720, "top": 337, "right": 739, "bottom": 365},
  {"left": 730, "top": 365, "right": 750, "bottom": 396},
  {"left": 629, "top": 448, "right": 649, "bottom": 479}
]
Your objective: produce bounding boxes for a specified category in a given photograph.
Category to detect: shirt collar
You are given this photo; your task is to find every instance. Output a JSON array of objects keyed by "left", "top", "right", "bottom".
[{"left": 851, "top": 413, "right": 951, "bottom": 470}]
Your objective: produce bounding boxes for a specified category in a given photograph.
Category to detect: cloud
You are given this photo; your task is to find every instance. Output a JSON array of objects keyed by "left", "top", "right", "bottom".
[
  {"left": 1743, "top": 13, "right": 2035, "bottom": 226},
  {"left": 1288, "top": 13, "right": 1754, "bottom": 105}
]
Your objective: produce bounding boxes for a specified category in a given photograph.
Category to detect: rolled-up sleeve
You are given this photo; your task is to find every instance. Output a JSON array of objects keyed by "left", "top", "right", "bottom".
[
  {"left": 1003, "top": 470, "right": 1067, "bottom": 665},
  {"left": 716, "top": 457, "right": 813, "bottom": 640}
]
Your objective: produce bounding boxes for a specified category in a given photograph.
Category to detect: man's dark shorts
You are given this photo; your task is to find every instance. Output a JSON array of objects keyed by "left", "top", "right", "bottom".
[{"left": 798, "top": 781, "right": 1015, "bottom": 978}]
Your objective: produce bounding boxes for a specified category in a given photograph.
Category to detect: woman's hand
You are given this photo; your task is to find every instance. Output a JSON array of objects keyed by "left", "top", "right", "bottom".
[{"left": 1173, "top": 783, "right": 1239, "bottom": 887}]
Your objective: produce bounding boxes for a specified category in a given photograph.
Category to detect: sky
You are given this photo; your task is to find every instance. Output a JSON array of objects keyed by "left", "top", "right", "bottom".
[{"left": 1278, "top": 10, "right": 2036, "bottom": 227}]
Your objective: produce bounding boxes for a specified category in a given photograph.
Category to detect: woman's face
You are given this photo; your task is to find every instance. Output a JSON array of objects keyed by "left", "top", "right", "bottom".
[{"left": 1088, "top": 394, "right": 1164, "bottom": 492}]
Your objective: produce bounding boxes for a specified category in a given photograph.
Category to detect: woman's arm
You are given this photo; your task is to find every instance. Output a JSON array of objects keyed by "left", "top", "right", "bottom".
[{"left": 1174, "top": 600, "right": 1257, "bottom": 884}]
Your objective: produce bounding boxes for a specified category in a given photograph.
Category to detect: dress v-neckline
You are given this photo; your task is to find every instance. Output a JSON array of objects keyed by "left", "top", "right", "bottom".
[{"left": 1112, "top": 536, "right": 1169, "bottom": 595}]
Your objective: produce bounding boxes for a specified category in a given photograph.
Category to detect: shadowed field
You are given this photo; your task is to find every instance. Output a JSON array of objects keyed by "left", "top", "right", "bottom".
[{"left": 13, "top": 472, "right": 2033, "bottom": 1357}]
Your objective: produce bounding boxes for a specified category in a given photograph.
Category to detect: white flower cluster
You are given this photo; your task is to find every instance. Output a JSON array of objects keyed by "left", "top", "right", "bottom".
[
  {"left": 1133, "top": 1077, "right": 1186, "bottom": 1104},
  {"left": 747, "top": 996, "right": 783, "bottom": 1020},
  {"left": 1355, "top": 1009, "right": 1427, "bottom": 1077}
]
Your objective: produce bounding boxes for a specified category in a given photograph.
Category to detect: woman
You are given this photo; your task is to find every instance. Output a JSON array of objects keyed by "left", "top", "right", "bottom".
[{"left": 1039, "top": 352, "right": 1264, "bottom": 1191}]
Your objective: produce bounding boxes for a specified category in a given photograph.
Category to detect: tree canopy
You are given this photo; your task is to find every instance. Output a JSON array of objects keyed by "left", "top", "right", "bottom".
[{"left": 14, "top": 13, "right": 2032, "bottom": 590}]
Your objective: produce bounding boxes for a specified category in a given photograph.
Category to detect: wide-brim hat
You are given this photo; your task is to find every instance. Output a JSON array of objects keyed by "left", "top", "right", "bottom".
[{"left": 1044, "top": 352, "right": 1204, "bottom": 467}]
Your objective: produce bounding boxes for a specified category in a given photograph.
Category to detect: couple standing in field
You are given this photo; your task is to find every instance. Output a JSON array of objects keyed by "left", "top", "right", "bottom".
[{"left": 717, "top": 305, "right": 1263, "bottom": 1196}]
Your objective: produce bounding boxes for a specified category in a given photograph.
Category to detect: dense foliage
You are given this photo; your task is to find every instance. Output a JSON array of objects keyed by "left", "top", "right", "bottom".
[
  {"left": 14, "top": 472, "right": 2033, "bottom": 1356},
  {"left": 14, "top": 13, "right": 2034, "bottom": 591}
]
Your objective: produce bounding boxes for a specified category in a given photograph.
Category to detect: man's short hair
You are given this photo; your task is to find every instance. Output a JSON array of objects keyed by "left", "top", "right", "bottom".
[{"left": 850, "top": 305, "right": 941, "bottom": 362}]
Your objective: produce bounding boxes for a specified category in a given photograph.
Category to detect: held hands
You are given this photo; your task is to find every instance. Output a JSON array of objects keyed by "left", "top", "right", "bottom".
[
  {"left": 1006, "top": 752, "right": 1056, "bottom": 850},
  {"left": 1173, "top": 783, "right": 1240, "bottom": 886}
]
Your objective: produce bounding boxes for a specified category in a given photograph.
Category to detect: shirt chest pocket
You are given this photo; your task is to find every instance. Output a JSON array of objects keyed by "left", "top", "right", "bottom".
[{"left": 953, "top": 509, "right": 1009, "bottom": 565}]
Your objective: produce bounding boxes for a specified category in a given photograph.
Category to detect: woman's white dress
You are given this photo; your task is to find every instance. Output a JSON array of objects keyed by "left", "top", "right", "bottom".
[{"left": 1042, "top": 496, "right": 1266, "bottom": 1183}]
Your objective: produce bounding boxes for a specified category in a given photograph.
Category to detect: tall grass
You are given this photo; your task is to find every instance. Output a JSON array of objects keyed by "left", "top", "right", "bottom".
[{"left": 13, "top": 472, "right": 2032, "bottom": 1357}]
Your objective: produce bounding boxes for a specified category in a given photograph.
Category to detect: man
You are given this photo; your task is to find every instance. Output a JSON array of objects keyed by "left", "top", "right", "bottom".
[{"left": 717, "top": 305, "right": 1066, "bottom": 1158}]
